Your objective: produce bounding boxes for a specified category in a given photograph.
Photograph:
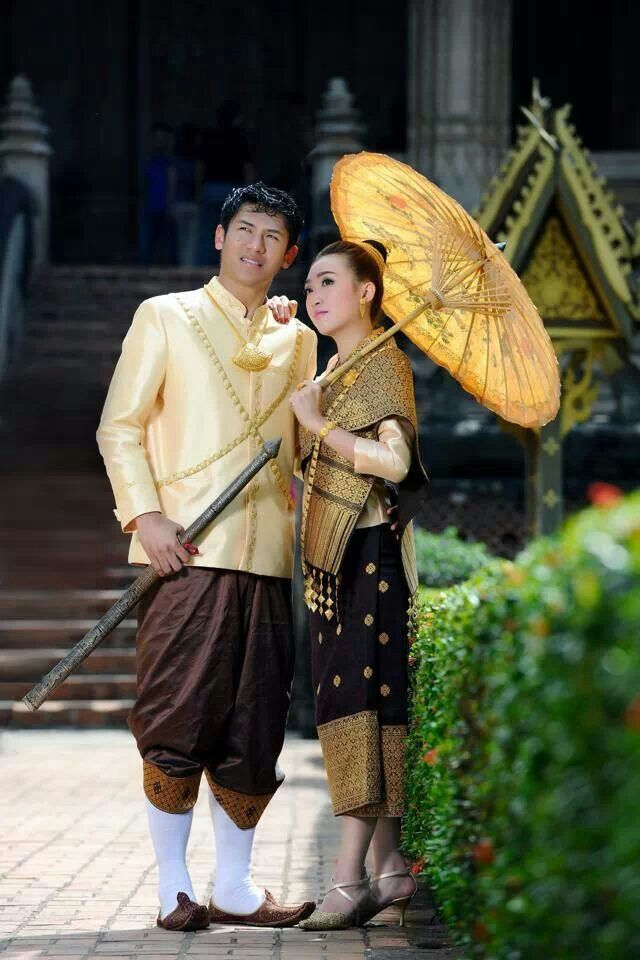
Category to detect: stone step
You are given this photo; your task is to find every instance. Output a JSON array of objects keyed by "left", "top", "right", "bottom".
[
  {"left": 0, "top": 618, "right": 137, "bottom": 649},
  {"left": 0, "top": 699, "right": 133, "bottom": 728},
  {"left": 0, "top": 560, "right": 134, "bottom": 593},
  {"left": 0, "top": 674, "right": 136, "bottom": 703},
  {"left": 0, "top": 647, "right": 136, "bottom": 681},
  {"left": 22, "top": 345, "right": 121, "bottom": 361},
  {"left": 0, "top": 590, "right": 122, "bottom": 618},
  {"left": 0, "top": 569, "right": 133, "bottom": 592}
]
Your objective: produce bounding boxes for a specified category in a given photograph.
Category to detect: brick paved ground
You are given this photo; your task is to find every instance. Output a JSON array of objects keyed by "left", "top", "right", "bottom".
[{"left": 0, "top": 731, "right": 455, "bottom": 960}]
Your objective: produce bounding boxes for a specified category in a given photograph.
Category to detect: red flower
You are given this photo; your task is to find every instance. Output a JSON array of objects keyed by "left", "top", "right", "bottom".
[
  {"left": 472, "top": 920, "right": 490, "bottom": 942},
  {"left": 587, "top": 482, "right": 623, "bottom": 507},
  {"left": 409, "top": 858, "right": 425, "bottom": 876},
  {"left": 625, "top": 696, "right": 640, "bottom": 732},
  {"left": 423, "top": 748, "right": 439, "bottom": 765},
  {"left": 472, "top": 838, "right": 495, "bottom": 865},
  {"left": 408, "top": 654, "right": 417, "bottom": 668}
]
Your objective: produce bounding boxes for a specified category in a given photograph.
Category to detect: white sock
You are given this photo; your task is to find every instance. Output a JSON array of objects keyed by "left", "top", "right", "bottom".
[
  {"left": 145, "top": 798, "right": 196, "bottom": 919},
  {"left": 209, "top": 790, "right": 264, "bottom": 915}
]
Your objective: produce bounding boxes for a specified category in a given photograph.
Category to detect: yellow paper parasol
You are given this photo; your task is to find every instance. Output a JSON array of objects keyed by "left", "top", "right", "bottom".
[{"left": 324, "top": 152, "right": 560, "bottom": 428}]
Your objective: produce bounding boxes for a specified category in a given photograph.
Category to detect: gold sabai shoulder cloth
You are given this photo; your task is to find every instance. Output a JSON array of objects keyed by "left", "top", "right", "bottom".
[{"left": 298, "top": 330, "right": 428, "bottom": 618}]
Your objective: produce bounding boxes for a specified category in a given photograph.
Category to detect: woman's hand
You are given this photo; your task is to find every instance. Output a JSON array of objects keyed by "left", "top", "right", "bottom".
[
  {"left": 289, "top": 381, "right": 325, "bottom": 432},
  {"left": 267, "top": 295, "right": 298, "bottom": 325}
]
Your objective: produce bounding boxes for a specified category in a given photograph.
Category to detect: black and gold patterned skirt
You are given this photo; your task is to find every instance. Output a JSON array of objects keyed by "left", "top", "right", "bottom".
[{"left": 309, "top": 523, "right": 410, "bottom": 817}]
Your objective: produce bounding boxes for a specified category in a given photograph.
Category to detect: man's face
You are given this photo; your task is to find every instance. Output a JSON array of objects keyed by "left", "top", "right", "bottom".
[{"left": 215, "top": 204, "right": 298, "bottom": 285}]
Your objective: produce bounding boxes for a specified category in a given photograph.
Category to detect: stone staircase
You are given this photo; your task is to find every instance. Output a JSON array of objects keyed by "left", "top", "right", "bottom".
[
  {"left": 20, "top": 264, "right": 305, "bottom": 386},
  {"left": 0, "top": 264, "right": 312, "bottom": 727},
  {"left": 20, "top": 266, "right": 214, "bottom": 386},
  {"left": 0, "top": 472, "right": 137, "bottom": 727}
]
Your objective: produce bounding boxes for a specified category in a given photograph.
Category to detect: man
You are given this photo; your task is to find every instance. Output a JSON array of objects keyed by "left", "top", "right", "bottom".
[{"left": 97, "top": 183, "right": 317, "bottom": 930}]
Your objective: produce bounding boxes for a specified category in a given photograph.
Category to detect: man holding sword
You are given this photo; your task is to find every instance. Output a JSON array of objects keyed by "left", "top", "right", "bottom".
[{"left": 97, "top": 183, "right": 316, "bottom": 930}]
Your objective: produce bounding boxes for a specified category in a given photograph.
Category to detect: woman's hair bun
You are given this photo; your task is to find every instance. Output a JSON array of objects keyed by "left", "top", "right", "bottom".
[{"left": 364, "top": 239, "right": 388, "bottom": 263}]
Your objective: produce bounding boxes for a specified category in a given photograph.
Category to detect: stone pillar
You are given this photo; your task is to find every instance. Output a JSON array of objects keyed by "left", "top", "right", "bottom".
[
  {"left": 0, "top": 76, "right": 52, "bottom": 267},
  {"left": 309, "top": 78, "right": 365, "bottom": 252},
  {"left": 407, "top": 0, "right": 511, "bottom": 212}
]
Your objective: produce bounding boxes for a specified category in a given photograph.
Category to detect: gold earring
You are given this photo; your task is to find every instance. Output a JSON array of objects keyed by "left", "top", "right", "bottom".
[{"left": 359, "top": 297, "right": 367, "bottom": 320}]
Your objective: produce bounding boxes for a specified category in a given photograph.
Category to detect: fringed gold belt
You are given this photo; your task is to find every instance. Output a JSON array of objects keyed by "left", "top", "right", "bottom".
[{"left": 303, "top": 564, "right": 342, "bottom": 622}]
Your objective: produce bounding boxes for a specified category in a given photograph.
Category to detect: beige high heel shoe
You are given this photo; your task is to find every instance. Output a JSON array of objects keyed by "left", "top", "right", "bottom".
[
  {"left": 361, "top": 868, "right": 418, "bottom": 927},
  {"left": 298, "top": 876, "right": 370, "bottom": 930}
]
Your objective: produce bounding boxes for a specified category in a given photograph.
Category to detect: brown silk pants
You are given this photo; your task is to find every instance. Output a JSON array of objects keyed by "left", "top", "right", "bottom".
[{"left": 129, "top": 566, "right": 293, "bottom": 828}]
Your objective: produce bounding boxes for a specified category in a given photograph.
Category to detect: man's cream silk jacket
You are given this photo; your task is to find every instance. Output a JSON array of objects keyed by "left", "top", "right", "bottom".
[{"left": 97, "top": 277, "right": 317, "bottom": 579}]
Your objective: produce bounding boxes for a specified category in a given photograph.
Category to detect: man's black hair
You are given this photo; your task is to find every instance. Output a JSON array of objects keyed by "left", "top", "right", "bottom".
[{"left": 220, "top": 182, "right": 303, "bottom": 249}]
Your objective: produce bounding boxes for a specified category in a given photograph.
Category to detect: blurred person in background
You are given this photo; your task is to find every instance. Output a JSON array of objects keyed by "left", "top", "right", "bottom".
[
  {"left": 197, "top": 101, "right": 254, "bottom": 266},
  {"left": 139, "top": 121, "right": 177, "bottom": 265},
  {"left": 173, "top": 123, "right": 202, "bottom": 266}
]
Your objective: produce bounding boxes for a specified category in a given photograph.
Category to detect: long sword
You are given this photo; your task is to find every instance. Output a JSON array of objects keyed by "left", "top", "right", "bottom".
[{"left": 22, "top": 438, "right": 282, "bottom": 711}]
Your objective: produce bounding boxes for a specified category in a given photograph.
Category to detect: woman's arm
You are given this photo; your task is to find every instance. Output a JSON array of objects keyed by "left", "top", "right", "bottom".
[
  {"left": 352, "top": 418, "right": 413, "bottom": 483},
  {"left": 289, "top": 383, "right": 413, "bottom": 481}
]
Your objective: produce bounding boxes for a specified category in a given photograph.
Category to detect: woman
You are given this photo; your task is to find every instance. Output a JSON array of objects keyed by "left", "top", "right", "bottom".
[{"left": 289, "top": 240, "right": 428, "bottom": 930}]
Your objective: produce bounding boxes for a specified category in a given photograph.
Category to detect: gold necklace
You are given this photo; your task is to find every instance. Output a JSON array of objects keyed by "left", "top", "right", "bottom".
[{"left": 204, "top": 287, "right": 273, "bottom": 371}]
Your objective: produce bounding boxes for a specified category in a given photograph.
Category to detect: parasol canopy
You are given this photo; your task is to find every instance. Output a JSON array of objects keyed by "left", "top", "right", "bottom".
[{"left": 329, "top": 152, "right": 560, "bottom": 428}]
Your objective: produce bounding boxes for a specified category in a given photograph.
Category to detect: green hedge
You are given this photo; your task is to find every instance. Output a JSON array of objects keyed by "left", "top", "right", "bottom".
[
  {"left": 415, "top": 525, "right": 492, "bottom": 588},
  {"left": 404, "top": 491, "right": 640, "bottom": 959}
]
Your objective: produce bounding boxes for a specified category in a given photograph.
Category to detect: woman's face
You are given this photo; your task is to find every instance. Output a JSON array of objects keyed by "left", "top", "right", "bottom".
[{"left": 304, "top": 254, "right": 371, "bottom": 338}]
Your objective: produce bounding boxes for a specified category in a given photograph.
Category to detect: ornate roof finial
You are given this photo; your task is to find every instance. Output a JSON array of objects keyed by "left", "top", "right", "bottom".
[
  {"left": 532, "top": 77, "right": 551, "bottom": 114},
  {"left": 521, "top": 81, "right": 558, "bottom": 152}
]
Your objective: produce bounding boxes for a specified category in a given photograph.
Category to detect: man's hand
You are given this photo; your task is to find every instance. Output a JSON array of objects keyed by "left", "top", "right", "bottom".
[
  {"left": 135, "top": 512, "right": 199, "bottom": 576},
  {"left": 267, "top": 295, "right": 298, "bottom": 325}
]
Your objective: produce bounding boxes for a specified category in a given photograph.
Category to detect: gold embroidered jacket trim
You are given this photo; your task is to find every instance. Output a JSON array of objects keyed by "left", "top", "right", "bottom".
[{"left": 163, "top": 294, "right": 301, "bottom": 509}]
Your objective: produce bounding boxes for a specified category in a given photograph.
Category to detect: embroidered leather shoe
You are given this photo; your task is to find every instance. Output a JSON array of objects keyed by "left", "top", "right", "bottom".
[
  {"left": 157, "top": 892, "right": 211, "bottom": 931},
  {"left": 208, "top": 889, "right": 315, "bottom": 927}
]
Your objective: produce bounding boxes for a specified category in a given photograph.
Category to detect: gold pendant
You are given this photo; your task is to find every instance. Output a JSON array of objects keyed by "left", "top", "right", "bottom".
[{"left": 232, "top": 343, "right": 272, "bottom": 371}]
